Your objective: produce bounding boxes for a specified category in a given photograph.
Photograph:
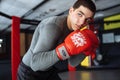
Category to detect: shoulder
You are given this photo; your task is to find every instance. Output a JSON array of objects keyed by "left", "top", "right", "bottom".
[
  {"left": 35, "top": 15, "right": 67, "bottom": 37},
  {"left": 40, "top": 15, "right": 67, "bottom": 30}
]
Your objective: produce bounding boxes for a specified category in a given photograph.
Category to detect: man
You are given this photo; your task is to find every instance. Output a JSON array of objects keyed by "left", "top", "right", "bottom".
[{"left": 17, "top": 0, "right": 99, "bottom": 80}]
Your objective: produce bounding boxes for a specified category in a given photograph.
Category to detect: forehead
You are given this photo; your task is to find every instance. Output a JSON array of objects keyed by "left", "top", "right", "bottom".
[{"left": 75, "top": 5, "right": 94, "bottom": 18}]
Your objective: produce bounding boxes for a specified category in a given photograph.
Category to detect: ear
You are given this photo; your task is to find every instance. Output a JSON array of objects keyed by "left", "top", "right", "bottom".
[{"left": 69, "top": 7, "right": 74, "bottom": 14}]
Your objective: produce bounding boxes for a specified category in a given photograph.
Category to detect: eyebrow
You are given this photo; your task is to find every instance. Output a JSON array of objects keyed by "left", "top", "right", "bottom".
[{"left": 79, "top": 11, "right": 84, "bottom": 16}]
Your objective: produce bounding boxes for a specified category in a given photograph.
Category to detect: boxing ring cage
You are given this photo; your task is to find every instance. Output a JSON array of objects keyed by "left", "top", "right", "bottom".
[{"left": 1, "top": 12, "right": 120, "bottom": 80}]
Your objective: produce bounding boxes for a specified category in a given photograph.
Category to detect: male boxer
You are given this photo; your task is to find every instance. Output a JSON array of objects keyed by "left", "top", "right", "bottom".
[{"left": 17, "top": 0, "right": 98, "bottom": 80}]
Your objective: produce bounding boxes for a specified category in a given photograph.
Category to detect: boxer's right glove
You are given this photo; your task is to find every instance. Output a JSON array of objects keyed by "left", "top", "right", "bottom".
[
  {"left": 56, "top": 30, "right": 92, "bottom": 60},
  {"left": 83, "top": 29, "right": 99, "bottom": 59}
]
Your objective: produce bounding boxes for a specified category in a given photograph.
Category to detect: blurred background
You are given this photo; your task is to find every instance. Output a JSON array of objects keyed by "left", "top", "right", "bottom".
[{"left": 0, "top": 0, "right": 120, "bottom": 80}]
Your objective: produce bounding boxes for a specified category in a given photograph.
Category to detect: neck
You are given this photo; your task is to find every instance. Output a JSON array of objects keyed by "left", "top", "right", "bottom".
[{"left": 67, "top": 15, "right": 72, "bottom": 31}]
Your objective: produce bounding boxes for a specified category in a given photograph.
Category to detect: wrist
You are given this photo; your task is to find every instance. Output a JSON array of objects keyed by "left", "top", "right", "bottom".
[{"left": 56, "top": 43, "right": 70, "bottom": 60}]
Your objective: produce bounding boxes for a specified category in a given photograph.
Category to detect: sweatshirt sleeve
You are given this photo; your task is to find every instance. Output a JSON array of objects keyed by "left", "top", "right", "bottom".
[
  {"left": 32, "top": 23, "right": 62, "bottom": 71},
  {"left": 68, "top": 53, "right": 86, "bottom": 67},
  {"left": 23, "top": 19, "right": 63, "bottom": 71}
]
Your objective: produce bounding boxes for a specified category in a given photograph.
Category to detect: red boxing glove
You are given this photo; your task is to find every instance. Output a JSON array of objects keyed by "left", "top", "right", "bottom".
[
  {"left": 56, "top": 30, "right": 92, "bottom": 60},
  {"left": 83, "top": 29, "right": 99, "bottom": 59}
]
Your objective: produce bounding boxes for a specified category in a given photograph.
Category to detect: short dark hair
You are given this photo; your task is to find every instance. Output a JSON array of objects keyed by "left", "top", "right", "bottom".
[{"left": 73, "top": 0, "right": 96, "bottom": 13}]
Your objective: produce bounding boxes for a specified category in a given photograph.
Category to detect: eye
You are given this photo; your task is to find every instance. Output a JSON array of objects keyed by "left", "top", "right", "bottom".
[
  {"left": 85, "top": 18, "right": 92, "bottom": 24},
  {"left": 77, "top": 13, "right": 82, "bottom": 17}
]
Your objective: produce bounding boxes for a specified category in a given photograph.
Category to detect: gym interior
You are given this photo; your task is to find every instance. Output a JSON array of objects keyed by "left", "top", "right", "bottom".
[{"left": 0, "top": 0, "right": 120, "bottom": 80}]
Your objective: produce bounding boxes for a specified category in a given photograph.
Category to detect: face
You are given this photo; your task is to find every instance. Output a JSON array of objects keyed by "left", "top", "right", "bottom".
[{"left": 67, "top": 5, "right": 94, "bottom": 31}]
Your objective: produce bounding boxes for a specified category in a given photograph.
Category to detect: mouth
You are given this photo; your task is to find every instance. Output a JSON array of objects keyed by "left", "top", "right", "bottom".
[{"left": 75, "top": 24, "right": 82, "bottom": 29}]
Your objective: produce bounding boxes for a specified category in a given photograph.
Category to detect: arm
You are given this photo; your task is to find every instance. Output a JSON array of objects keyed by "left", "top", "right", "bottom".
[
  {"left": 68, "top": 54, "right": 86, "bottom": 71},
  {"left": 30, "top": 23, "right": 62, "bottom": 71}
]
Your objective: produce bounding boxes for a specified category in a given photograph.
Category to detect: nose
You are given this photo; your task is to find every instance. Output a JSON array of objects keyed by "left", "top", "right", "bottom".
[{"left": 77, "top": 17, "right": 86, "bottom": 26}]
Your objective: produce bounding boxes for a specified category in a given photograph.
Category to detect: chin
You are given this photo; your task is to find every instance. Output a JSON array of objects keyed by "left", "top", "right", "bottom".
[
  {"left": 72, "top": 25, "right": 80, "bottom": 31},
  {"left": 73, "top": 28, "right": 79, "bottom": 31}
]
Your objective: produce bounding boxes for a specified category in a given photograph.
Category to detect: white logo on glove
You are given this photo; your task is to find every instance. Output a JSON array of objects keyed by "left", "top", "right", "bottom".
[{"left": 71, "top": 32, "right": 87, "bottom": 47}]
